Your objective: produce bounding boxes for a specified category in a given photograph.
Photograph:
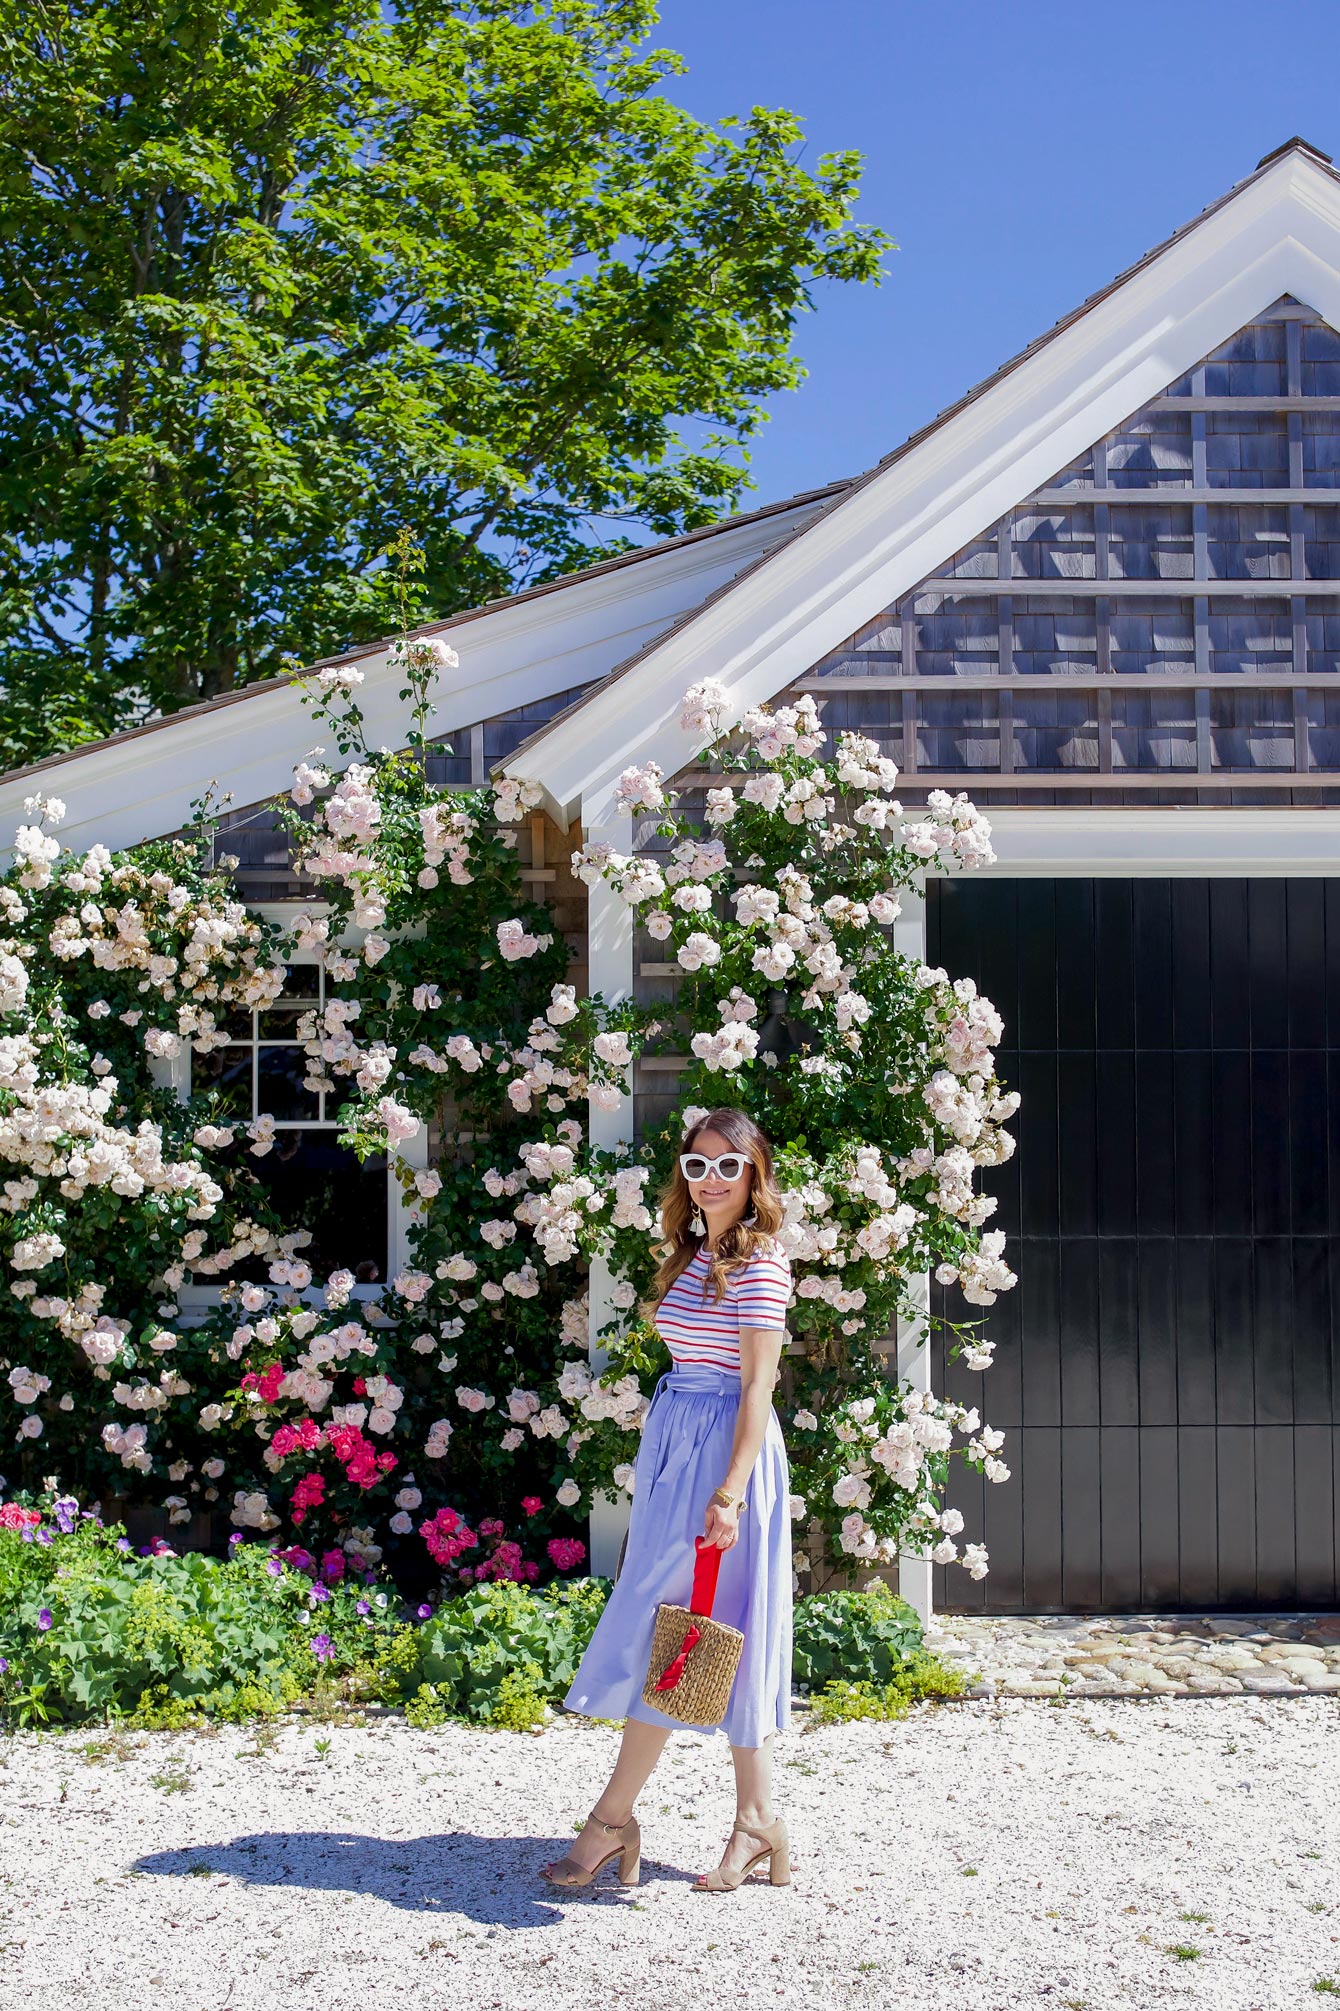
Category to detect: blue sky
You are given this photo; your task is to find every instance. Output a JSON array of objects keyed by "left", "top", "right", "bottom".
[{"left": 655, "top": 0, "right": 1340, "bottom": 509}]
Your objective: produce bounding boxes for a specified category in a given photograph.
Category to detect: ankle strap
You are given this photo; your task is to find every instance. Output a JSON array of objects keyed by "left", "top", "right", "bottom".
[{"left": 589, "top": 1810, "right": 634, "bottom": 1832}]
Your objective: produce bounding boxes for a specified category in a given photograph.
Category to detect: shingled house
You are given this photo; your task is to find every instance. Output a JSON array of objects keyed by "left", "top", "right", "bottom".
[{"left": 6, "top": 139, "right": 1340, "bottom": 1619}]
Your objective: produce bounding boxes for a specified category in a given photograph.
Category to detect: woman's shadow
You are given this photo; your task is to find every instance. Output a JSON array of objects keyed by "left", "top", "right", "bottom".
[{"left": 135, "top": 1830, "right": 698, "bottom": 1924}]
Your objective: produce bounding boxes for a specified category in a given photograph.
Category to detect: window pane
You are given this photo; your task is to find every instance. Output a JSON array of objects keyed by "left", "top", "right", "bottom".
[
  {"left": 276, "top": 964, "right": 320, "bottom": 1003},
  {"left": 257, "top": 1004, "right": 312, "bottom": 1041},
  {"left": 231, "top": 1133, "right": 389, "bottom": 1283},
  {"left": 192, "top": 1046, "right": 252, "bottom": 1121},
  {"left": 217, "top": 1004, "right": 256, "bottom": 1041},
  {"left": 258, "top": 1045, "right": 319, "bottom": 1121}
]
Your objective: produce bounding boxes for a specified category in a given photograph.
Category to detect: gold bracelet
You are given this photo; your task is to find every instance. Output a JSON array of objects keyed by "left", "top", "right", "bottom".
[{"left": 710, "top": 1486, "right": 738, "bottom": 1510}]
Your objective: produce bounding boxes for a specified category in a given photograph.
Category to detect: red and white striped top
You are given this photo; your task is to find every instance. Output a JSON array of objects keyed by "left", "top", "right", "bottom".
[{"left": 654, "top": 1240, "right": 793, "bottom": 1375}]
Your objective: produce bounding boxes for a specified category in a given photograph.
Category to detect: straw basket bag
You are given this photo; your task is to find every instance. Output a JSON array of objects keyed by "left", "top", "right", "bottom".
[{"left": 641, "top": 1534, "right": 744, "bottom": 1725}]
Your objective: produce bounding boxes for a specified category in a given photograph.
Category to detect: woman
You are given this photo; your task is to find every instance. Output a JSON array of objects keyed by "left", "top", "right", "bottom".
[{"left": 541, "top": 1106, "right": 794, "bottom": 1895}]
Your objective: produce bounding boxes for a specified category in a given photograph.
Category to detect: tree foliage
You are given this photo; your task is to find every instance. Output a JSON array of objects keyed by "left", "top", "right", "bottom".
[{"left": 0, "top": 0, "right": 888, "bottom": 763}]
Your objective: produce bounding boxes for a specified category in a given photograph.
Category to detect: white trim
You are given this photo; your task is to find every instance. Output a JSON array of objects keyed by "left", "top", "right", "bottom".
[
  {"left": 0, "top": 501, "right": 825, "bottom": 858},
  {"left": 388, "top": 1127, "right": 429, "bottom": 1281},
  {"left": 943, "top": 804, "right": 1340, "bottom": 877},
  {"left": 147, "top": 1046, "right": 191, "bottom": 1103},
  {"left": 891, "top": 880, "right": 933, "bottom": 1628},
  {"left": 584, "top": 802, "right": 637, "bottom": 1577},
  {"left": 503, "top": 152, "right": 1340, "bottom": 819}
]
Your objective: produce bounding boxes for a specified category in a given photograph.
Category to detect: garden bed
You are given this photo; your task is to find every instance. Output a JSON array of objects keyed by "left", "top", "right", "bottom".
[{"left": 0, "top": 1501, "right": 954, "bottom": 1732}]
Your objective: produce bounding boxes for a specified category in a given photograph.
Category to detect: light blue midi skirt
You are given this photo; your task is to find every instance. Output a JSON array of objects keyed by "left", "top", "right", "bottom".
[{"left": 563, "top": 1362, "right": 793, "bottom": 1747}]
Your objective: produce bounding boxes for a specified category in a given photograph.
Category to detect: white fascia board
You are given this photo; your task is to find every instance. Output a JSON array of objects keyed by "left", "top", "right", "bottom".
[
  {"left": 0, "top": 502, "right": 821, "bottom": 858},
  {"left": 512, "top": 154, "right": 1340, "bottom": 824},
  {"left": 932, "top": 805, "right": 1340, "bottom": 878}
]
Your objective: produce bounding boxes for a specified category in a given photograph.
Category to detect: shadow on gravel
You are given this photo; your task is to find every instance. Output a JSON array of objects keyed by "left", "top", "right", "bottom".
[{"left": 135, "top": 1832, "right": 702, "bottom": 1922}]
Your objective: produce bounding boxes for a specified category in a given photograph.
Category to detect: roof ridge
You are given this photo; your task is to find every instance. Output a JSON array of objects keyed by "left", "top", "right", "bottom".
[{"left": 496, "top": 142, "right": 1340, "bottom": 781}]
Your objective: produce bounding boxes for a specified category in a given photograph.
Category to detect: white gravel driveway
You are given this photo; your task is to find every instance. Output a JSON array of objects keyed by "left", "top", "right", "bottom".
[{"left": 2, "top": 1696, "right": 1338, "bottom": 2011}]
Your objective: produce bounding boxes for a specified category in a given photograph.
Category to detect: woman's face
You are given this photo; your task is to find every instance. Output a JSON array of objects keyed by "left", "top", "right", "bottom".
[{"left": 683, "top": 1127, "right": 754, "bottom": 1216}]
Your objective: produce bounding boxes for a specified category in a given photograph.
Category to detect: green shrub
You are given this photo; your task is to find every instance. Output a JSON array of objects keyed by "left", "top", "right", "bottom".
[
  {"left": 808, "top": 1650, "right": 968, "bottom": 1724},
  {"left": 0, "top": 1517, "right": 408, "bottom": 1726},
  {"left": 412, "top": 1576, "right": 610, "bottom": 1725},
  {"left": 791, "top": 1582, "right": 924, "bottom": 1692},
  {"left": 404, "top": 1683, "right": 451, "bottom": 1729},
  {"left": 489, "top": 1667, "right": 550, "bottom": 1732},
  {"left": 0, "top": 1516, "right": 613, "bottom": 1730}
]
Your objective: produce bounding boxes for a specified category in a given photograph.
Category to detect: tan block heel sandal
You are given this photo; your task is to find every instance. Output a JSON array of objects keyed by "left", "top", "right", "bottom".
[
  {"left": 540, "top": 1808, "right": 641, "bottom": 1888},
  {"left": 693, "top": 1814, "right": 791, "bottom": 1891}
]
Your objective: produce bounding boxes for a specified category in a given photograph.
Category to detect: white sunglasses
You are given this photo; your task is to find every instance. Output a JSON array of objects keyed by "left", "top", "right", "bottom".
[{"left": 679, "top": 1151, "right": 752, "bottom": 1183}]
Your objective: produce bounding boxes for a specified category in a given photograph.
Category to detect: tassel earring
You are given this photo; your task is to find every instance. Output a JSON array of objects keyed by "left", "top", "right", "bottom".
[{"left": 690, "top": 1210, "right": 706, "bottom": 1237}]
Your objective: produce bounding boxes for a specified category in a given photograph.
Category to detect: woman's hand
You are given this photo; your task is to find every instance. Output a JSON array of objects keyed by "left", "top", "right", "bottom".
[{"left": 703, "top": 1499, "right": 741, "bottom": 1551}]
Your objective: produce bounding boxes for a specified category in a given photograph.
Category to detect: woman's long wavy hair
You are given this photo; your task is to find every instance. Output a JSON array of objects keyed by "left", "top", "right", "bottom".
[{"left": 641, "top": 1106, "right": 785, "bottom": 1316}]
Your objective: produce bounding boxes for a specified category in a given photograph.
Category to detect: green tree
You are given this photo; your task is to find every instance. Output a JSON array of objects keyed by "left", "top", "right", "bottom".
[{"left": 0, "top": 0, "right": 888, "bottom": 765}]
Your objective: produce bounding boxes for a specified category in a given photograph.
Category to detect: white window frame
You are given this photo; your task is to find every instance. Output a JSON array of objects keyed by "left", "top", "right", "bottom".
[{"left": 160, "top": 901, "right": 424, "bottom": 1314}]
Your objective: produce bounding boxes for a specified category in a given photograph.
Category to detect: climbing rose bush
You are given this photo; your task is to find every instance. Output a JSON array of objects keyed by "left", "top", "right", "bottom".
[
  {"left": 0, "top": 798, "right": 305, "bottom": 1516},
  {"left": 1, "top": 640, "right": 1019, "bottom": 1592},
  {"left": 559, "top": 678, "right": 1019, "bottom": 1583}
]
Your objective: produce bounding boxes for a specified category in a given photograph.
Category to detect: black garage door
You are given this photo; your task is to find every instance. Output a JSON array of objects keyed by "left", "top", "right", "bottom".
[{"left": 927, "top": 876, "right": 1340, "bottom": 1613}]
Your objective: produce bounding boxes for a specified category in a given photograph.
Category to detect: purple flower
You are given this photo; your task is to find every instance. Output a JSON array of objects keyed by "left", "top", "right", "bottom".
[
  {"left": 310, "top": 1632, "right": 333, "bottom": 1662},
  {"left": 116, "top": 1537, "right": 132, "bottom": 1551},
  {"left": 53, "top": 1498, "right": 78, "bottom": 1535},
  {"left": 36, "top": 1608, "right": 52, "bottom": 1631},
  {"left": 355, "top": 1600, "right": 370, "bottom": 1616},
  {"left": 266, "top": 1558, "right": 284, "bottom": 1576},
  {"left": 20, "top": 1527, "right": 33, "bottom": 1544},
  {"left": 228, "top": 1532, "right": 244, "bottom": 1547},
  {"left": 416, "top": 1603, "right": 432, "bottom": 1620},
  {"left": 310, "top": 1583, "right": 330, "bottom": 1603},
  {"left": 0, "top": 1656, "right": 8, "bottom": 1674},
  {"left": 36, "top": 1529, "right": 54, "bottom": 1547}
]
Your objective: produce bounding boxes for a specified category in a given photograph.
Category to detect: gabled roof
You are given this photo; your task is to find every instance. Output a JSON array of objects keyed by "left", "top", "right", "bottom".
[
  {"left": 0, "top": 483, "right": 842, "bottom": 856},
  {"left": 500, "top": 138, "right": 1340, "bottom": 826}
]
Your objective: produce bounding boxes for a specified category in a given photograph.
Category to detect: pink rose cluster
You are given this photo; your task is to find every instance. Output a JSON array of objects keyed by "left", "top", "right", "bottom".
[
  {"left": 0, "top": 1504, "right": 40, "bottom": 1531},
  {"left": 467, "top": 1520, "right": 540, "bottom": 1585},
  {"left": 421, "top": 1504, "right": 477, "bottom": 1569},
  {"left": 290, "top": 1473, "right": 325, "bottom": 1526},
  {"left": 271, "top": 1417, "right": 322, "bottom": 1459},
  {"left": 415, "top": 1508, "right": 585, "bottom": 1586},
  {"left": 240, "top": 1363, "right": 285, "bottom": 1403},
  {"left": 417, "top": 1507, "right": 583, "bottom": 1586},
  {"left": 326, "top": 1423, "right": 398, "bottom": 1490},
  {"left": 283, "top": 1423, "right": 398, "bottom": 1526}
]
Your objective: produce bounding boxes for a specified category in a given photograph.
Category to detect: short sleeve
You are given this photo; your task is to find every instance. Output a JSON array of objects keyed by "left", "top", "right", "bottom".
[{"left": 735, "top": 1249, "right": 792, "bottom": 1333}]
